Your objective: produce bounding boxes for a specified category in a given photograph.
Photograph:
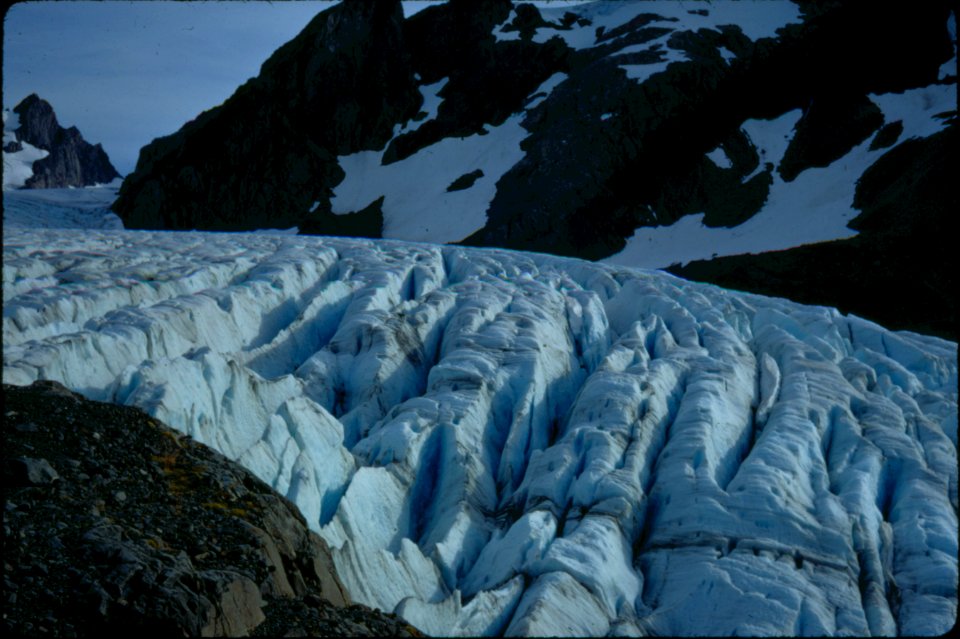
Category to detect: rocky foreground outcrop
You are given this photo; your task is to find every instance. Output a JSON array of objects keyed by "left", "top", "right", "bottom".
[
  {"left": 6, "top": 94, "right": 121, "bottom": 189},
  {"left": 3, "top": 380, "right": 423, "bottom": 637}
]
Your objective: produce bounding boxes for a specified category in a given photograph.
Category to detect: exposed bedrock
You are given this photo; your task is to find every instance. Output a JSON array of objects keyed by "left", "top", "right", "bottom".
[
  {"left": 113, "top": 0, "right": 420, "bottom": 232},
  {"left": 3, "top": 380, "right": 422, "bottom": 637},
  {"left": 111, "top": 0, "right": 953, "bottom": 262},
  {"left": 9, "top": 94, "right": 121, "bottom": 189},
  {"left": 670, "top": 123, "right": 959, "bottom": 342}
]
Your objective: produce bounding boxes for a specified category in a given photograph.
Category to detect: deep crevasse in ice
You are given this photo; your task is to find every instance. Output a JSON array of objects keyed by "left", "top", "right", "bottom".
[{"left": 3, "top": 227, "right": 957, "bottom": 636}]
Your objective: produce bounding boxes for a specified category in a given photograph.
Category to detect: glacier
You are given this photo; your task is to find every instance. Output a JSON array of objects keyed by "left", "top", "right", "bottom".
[{"left": 2, "top": 196, "right": 957, "bottom": 635}]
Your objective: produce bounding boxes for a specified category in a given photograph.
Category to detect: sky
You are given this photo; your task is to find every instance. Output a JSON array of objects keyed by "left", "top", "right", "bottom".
[{"left": 1, "top": 1, "right": 442, "bottom": 175}]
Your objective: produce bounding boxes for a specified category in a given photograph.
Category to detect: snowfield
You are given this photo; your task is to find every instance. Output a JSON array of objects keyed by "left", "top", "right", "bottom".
[
  {"left": 3, "top": 109, "right": 50, "bottom": 191},
  {"left": 3, "top": 192, "right": 957, "bottom": 636}
]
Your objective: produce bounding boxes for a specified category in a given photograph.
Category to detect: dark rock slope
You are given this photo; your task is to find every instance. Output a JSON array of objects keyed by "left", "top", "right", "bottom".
[
  {"left": 109, "top": 0, "right": 955, "bottom": 337},
  {"left": 3, "top": 380, "right": 424, "bottom": 637},
  {"left": 8, "top": 94, "right": 121, "bottom": 189},
  {"left": 112, "top": 0, "right": 952, "bottom": 244},
  {"left": 113, "top": 0, "right": 420, "bottom": 232},
  {"left": 670, "top": 123, "right": 958, "bottom": 341},
  {"left": 464, "top": 0, "right": 953, "bottom": 257}
]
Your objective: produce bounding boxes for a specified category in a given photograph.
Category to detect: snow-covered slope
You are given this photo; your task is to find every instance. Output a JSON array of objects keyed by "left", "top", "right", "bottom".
[
  {"left": 329, "top": 74, "right": 551, "bottom": 244},
  {"left": 3, "top": 109, "right": 48, "bottom": 190},
  {"left": 113, "top": 0, "right": 956, "bottom": 269},
  {"left": 3, "top": 198, "right": 957, "bottom": 635},
  {"left": 603, "top": 82, "right": 956, "bottom": 269},
  {"left": 334, "top": 0, "right": 951, "bottom": 262},
  {"left": 335, "top": 68, "right": 954, "bottom": 266}
]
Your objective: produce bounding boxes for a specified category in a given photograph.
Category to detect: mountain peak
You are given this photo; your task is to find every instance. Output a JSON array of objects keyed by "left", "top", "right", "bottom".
[
  {"left": 4, "top": 94, "right": 120, "bottom": 189},
  {"left": 114, "top": 0, "right": 420, "bottom": 231},
  {"left": 12, "top": 93, "right": 60, "bottom": 151}
]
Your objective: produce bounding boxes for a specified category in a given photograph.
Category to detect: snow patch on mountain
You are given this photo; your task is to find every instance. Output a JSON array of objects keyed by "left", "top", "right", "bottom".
[
  {"left": 605, "top": 81, "right": 957, "bottom": 269},
  {"left": 706, "top": 146, "right": 734, "bottom": 169},
  {"left": 870, "top": 83, "right": 958, "bottom": 141},
  {"left": 330, "top": 115, "right": 526, "bottom": 243},
  {"left": 3, "top": 202, "right": 956, "bottom": 636},
  {"left": 534, "top": 0, "right": 802, "bottom": 49},
  {"left": 330, "top": 72, "right": 568, "bottom": 244},
  {"left": 493, "top": 8, "right": 522, "bottom": 43},
  {"left": 718, "top": 45, "right": 737, "bottom": 63},
  {"left": 3, "top": 109, "right": 48, "bottom": 190},
  {"left": 739, "top": 109, "right": 800, "bottom": 183},
  {"left": 393, "top": 78, "right": 448, "bottom": 138},
  {"left": 523, "top": 72, "right": 567, "bottom": 110},
  {"left": 617, "top": 42, "right": 686, "bottom": 84}
]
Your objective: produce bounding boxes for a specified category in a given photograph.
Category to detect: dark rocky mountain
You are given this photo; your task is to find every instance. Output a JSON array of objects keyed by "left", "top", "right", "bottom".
[
  {"left": 113, "top": 0, "right": 421, "bottom": 232},
  {"left": 3, "top": 380, "right": 424, "bottom": 637},
  {"left": 111, "top": 0, "right": 956, "bottom": 339},
  {"left": 670, "top": 124, "right": 958, "bottom": 340},
  {"left": 8, "top": 94, "right": 121, "bottom": 188}
]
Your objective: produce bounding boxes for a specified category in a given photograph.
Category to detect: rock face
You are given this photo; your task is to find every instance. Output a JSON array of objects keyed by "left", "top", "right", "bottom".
[
  {"left": 2, "top": 380, "right": 424, "bottom": 637},
  {"left": 9, "top": 94, "right": 121, "bottom": 188},
  {"left": 670, "top": 124, "right": 958, "bottom": 340},
  {"left": 113, "top": 0, "right": 420, "bottom": 232},
  {"left": 110, "top": 0, "right": 953, "bottom": 242},
  {"left": 109, "top": 0, "right": 956, "bottom": 338}
]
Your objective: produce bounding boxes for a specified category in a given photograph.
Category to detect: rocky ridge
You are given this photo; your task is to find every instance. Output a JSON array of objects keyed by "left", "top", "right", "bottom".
[
  {"left": 3, "top": 380, "right": 423, "bottom": 637},
  {"left": 113, "top": 0, "right": 419, "bottom": 232},
  {"left": 6, "top": 94, "right": 121, "bottom": 189}
]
